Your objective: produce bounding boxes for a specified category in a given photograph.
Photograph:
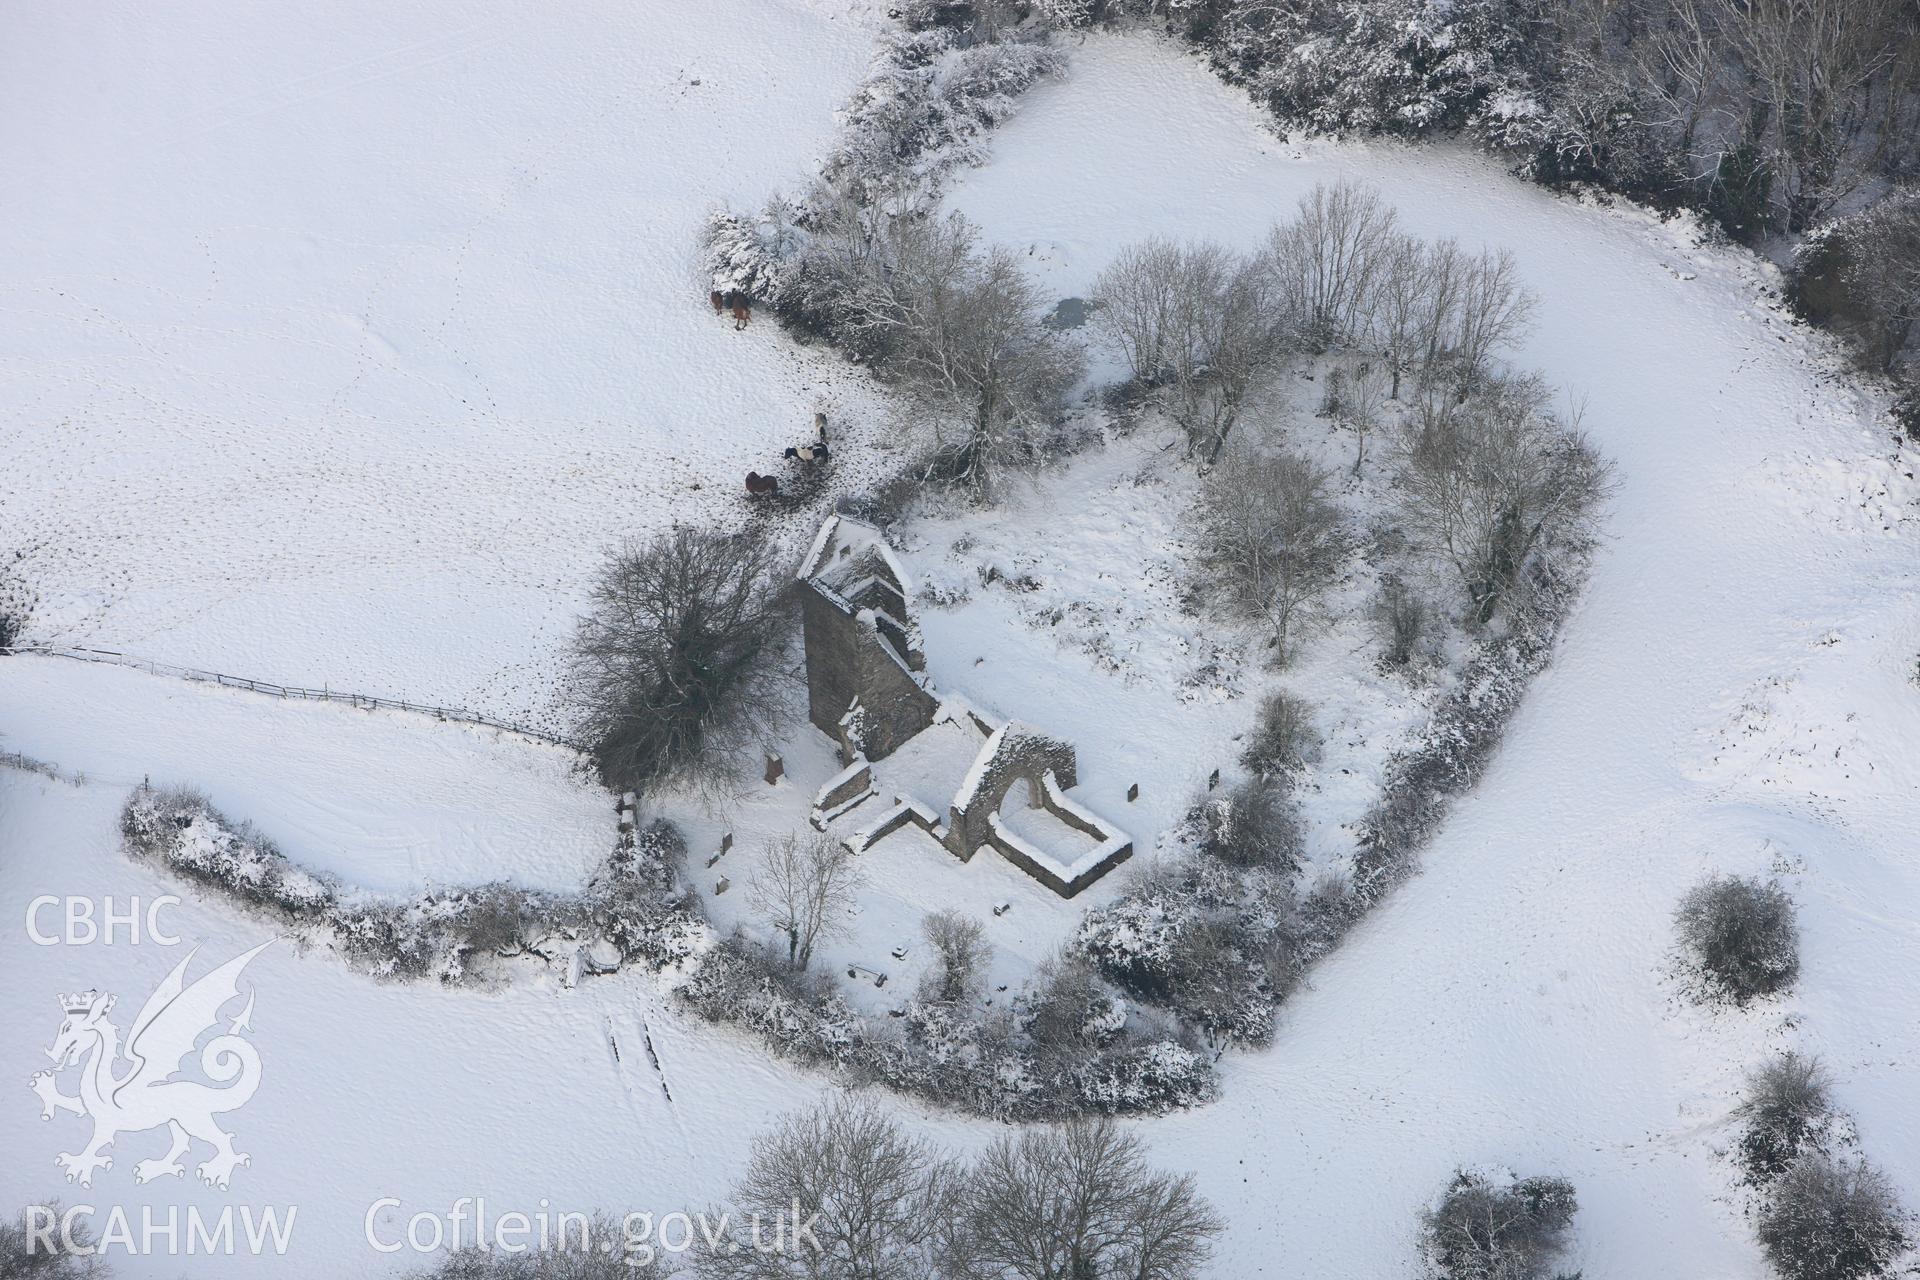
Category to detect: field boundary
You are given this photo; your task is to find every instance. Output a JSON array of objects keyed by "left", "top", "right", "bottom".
[{"left": 5, "top": 644, "right": 586, "bottom": 752}]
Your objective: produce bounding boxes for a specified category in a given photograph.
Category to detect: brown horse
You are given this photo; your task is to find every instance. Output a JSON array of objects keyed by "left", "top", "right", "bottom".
[
  {"left": 744, "top": 471, "right": 779, "bottom": 498},
  {"left": 709, "top": 289, "right": 725, "bottom": 315},
  {"left": 731, "top": 296, "right": 751, "bottom": 330}
]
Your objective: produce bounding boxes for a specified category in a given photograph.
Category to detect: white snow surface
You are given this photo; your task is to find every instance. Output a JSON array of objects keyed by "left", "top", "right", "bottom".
[
  {"left": 2, "top": 19, "right": 1919, "bottom": 1280},
  {"left": 0, "top": 656, "right": 612, "bottom": 893},
  {"left": 0, "top": 0, "right": 891, "bottom": 728}
]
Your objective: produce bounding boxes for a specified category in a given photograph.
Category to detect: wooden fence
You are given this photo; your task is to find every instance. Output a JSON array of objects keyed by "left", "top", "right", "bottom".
[{"left": 7, "top": 645, "right": 586, "bottom": 751}]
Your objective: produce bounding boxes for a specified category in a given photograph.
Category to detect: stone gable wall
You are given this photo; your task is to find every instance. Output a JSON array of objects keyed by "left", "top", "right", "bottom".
[{"left": 800, "top": 581, "right": 936, "bottom": 762}]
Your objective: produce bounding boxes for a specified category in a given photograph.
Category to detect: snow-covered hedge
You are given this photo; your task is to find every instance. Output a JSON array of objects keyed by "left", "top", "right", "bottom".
[
  {"left": 828, "top": 27, "right": 1065, "bottom": 211},
  {"left": 120, "top": 784, "right": 705, "bottom": 985},
  {"left": 1075, "top": 841, "right": 1300, "bottom": 1049},
  {"left": 703, "top": 23, "right": 1065, "bottom": 313},
  {"left": 1790, "top": 192, "right": 1920, "bottom": 436},
  {"left": 1074, "top": 517, "right": 1590, "bottom": 1051},
  {"left": 1352, "top": 528, "right": 1592, "bottom": 902},
  {"left": 677, "top": 932, "right": 1216, "bottom": 1119}
]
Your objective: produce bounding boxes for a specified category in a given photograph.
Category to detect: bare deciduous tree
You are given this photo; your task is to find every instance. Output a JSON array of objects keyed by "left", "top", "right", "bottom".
[
  {"left": 567, "top": 526, "right": 787, "bottom": 794},
  {"left": 1413, "top": 237, "right": 1466, "bottom": 385},
  {"left": 406, "top": 1214, "right": 673, "bottom": 1278},
  {"left": 1090, "top": 239, "right": 1289, "bottom": 463},
  {"left": 1265, "top": 179, "right": 1398, "bottom": 351},
  {"left": 694, "top": 1096, "right": 963, "bottom": 1280},
  {"left": 1336, "top": 359, "right": 1388, "bottom": 475},
  {"left": 1709, "top": 0, "right": 1911, "bottom": 230},
  {"left": 1196, "top": 449, "right": 1350, "bottom": 662},
  {"left": 1369, "top": 232, "right": 1431, "bottom": 400},
  {"left": 1392, "top": 376, "right": 1606, "bottom": 625},
  {"left": 2, "top": 1205, "right": 111, "bottom": 1279},
  {"left": 957, "top": 1117, "right": 1224, "bottom": 1280},
  {"left": 836, "top": 212, "right": 1081, "bottom": 495},
  {"left": 920, "top": 909, "right": 988, "bottom": 1005},
  {"left": 1089, "top": 236, "right": 1185, "bottom": 387},
  {"left": 1193, "top": 254, "right": 1288, "bottom": 464},
  {"left": 749, "top": 832, "right": 865, "bottom": 971},
  {"left": 1450, "top": 249, "right": 1536, "bottom": 400}
]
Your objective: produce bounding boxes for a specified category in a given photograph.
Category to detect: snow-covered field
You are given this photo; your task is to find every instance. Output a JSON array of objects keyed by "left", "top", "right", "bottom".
[
  {"left": 0, "top": 0, "right": 892, "bottom": 726},
  {"left": 4, "top": 12, "right": 1919, "bottom": 1280}
]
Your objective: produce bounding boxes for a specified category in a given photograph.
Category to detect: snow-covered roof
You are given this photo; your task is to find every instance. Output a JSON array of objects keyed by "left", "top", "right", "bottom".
[{"left": 797, "top": 514, "right": 915, "bottom": 597}]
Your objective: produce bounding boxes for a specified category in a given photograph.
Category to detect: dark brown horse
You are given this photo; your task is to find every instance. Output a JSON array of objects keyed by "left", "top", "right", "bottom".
[
  {"left": 731, "top": 296, "right": 751, "bottom": 330},
  {"left": 709, "top": 289, "right": 726, "bottom": 315},
  {"left": 744, "top": 470, "right": 779, "bottom": 498}
]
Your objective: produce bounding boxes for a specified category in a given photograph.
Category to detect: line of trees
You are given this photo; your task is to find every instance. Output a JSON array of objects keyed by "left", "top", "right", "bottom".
[
  {"left": 1089, "top": 182, "right": 1538, "bottom": 464},
  {"left": 1123, "top": 189, "right": 1602, "bottom": 658},
  {"left": 693, "top": 1098, "right": 1222, "bottom": 1280},
  {"left": 1110, "top": 0, "right": 1920, "bottom": 242}
]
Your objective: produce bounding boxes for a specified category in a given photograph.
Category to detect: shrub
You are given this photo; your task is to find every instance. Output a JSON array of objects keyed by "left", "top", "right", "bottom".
[
  {"left": 1075, "top": 879, "right": 1202, "bottom": 1002},
  {"left": 1183, "top": 776, "right": 1303, "bottom": 876},
  {"left": 1022, "top": 955, "right": 1126, "bottom": 1053},
  {"left": 567, "top": 526, "right": 788, "bottom": 796},
  {"left": 1297, "top": 869, "right": 1362, "bottom": 959},
  {"left": 677, "top": 933, "right": 863, "bottom": 1066},
  {"left": 1790, "top": 190, "right": 1920, "bottom": 376},
  {"left": 1240, "top": 690, "right": 1323, "bottom": 778},
  {"left": 1757, "top": 1154, "right": 1910, "bottom": 1280},
  {"left": 1421, "top": 1168, "right": 1579, "bottom": 1280},
  {"left": 1075, "top": 857, "right": 1293, "bottom": 1048},
  {"left": 1674, "top": 874, "right": 1800, "bottom": 1005},
  {"left": 0, "top": 555, "right": 36, "bottom": 652},
  {"left": 1737, "top": 1053, "right": 1845, "bottom": 1187},
  {"left": 920, "top": 909, "right": 988, "bottom": 1005}
]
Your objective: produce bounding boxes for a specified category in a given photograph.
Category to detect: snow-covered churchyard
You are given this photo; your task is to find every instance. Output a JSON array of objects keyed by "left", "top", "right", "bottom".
[{"left": 6, "top": 1, "right": 1920, "bottom": 1279}]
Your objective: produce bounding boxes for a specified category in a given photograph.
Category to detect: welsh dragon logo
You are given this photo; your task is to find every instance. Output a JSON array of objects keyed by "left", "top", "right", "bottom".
[{"left": 30, "top": 940, "right": 271, "bottom": 1190}]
